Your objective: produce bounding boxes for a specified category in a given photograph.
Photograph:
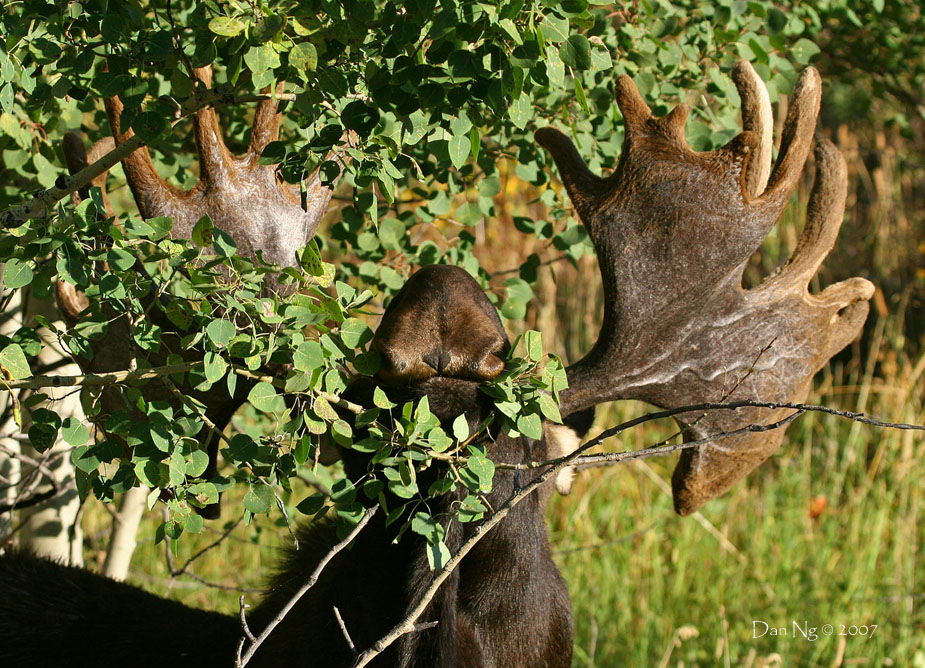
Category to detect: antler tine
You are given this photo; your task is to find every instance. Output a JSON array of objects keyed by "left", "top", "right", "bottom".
[
  {"left": 104, "top": 94, "right": 178, "bottom": 219},
  {"left": 770, "top": 139, "right": 848, "bottom": 288},
  {"left": 248, "top": 81, "right": 286, "bottom": 160},
  {"left": 534, "top": 128, "right": 606, "bottom": 225},
  {"left": 754, "top": 67, "right": 822, "bottom": 211},
  {"left": 191, "top": 65, "right": 234, "bottom": 183},
  {"left": 732, "top": 61, "right": 773, "bottom": 197},
  {"left": 761, "top": 138, "right": 874, "bottom": 348},
  {"left": 613, "top": 74, "right": 654, "bottom": 132}
]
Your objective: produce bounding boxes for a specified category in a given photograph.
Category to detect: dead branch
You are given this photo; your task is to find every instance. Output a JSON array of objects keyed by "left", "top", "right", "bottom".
[{"left": 0, "top": 361, "right": 199, "bottom": 390}]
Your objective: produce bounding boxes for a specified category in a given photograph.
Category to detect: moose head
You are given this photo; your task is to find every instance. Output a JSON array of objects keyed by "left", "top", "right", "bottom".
[{"left": 0, "top": 61, "right": 874, "bottom": 668}]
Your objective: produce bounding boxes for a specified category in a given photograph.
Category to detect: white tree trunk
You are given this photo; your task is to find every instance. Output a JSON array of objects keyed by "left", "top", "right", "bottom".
[
  {"left": 0, "top": 277, "right": 85, "bottom": 565},
  {"left": 102, "top": 485, "right": 149, "bottom": 581}
]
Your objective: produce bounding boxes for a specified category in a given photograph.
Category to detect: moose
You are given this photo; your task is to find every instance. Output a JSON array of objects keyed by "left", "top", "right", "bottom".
[{"left": 0, "top": 61, "right": 872, "bottom": 667}]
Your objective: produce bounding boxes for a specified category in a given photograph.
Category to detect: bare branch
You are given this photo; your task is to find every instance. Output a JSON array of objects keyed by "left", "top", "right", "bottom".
[
  {"left": 236, "top": 505, "right": 378, "bottom": 667},
  {"left": 239, "top": 596, "right": 256, "bottom": 643},
  {"left": 0, "top": 362, "right": 199, "bottom": 391},
  {"left": 333, "top": 606, "right": 357, "bottom": 657},
  {"left": 481, "top": 400, "right": 925, "bottom": 471},
  {"left": 230, "top": 365, "right": 365, "bottom": 415},
  {"left": 0, "top": 444, "right": 61, "bottom": 514}
]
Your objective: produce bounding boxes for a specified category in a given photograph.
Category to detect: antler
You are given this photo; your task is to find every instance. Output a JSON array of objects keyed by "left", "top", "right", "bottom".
[
  {"left": 537, "top": 62, "right": 874, "bottom": 515},
  {"left": 103, "top": 64, "right": 334, "bottom": 288},
  {"left": 55, "top": 67, "right": 345, "bottom": 517}
]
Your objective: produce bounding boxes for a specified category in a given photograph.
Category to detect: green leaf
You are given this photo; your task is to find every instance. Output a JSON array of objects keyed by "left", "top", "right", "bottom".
[
  {"left": 462, "top": 454, "right": 495, "bottom": 493},
  {"left": 448, "top": 133, "right": 470, "bottom": 169},
  {"left": 72, "top": 445, "right": 102, "bottom": 473},
  {"left": 508, "top": 94, "right": 531, "bottom": 130},
  {"left": 185, "top": 449, "right": 210, "bottom": 478},
  {"left": 517, "top": 411, "right": 543, "bottom": 440},
  {"left": 538, "top": 392, "right": 562, "bottom": 423},
  {"left": 524, "top": 330, "right": 543, "bottom": 362},
  {"left": 203, "top": 351, "right": 228, "bottom": 383},
  {"left": 574, "top": 77, "right": 589, "bottom": 113},
  {"left": 259, "top": 141, "right": 287, "bottom": 165},
  {"left": 458, "top": 495, "right": 486, "bottom": 522},
  {"left": 107, "top": 247, "right": 136, "bottom": 272},
  {"left": 791, "top": 38, "right": 821, "bottom": 65},
  {"left": 2, "top": 259, "right": 33, "bottom": 289},
  {"left": 208, "top": 16, "right": 245, "bottom": 37},
  {"left": 452, "top": 414, "right": 470, "bottom": 442},
  {"left": 560, "top": 34, "right": 591, "bottom": 70},
  {"left": 290, "top": 42, "right": 318, "bottom": 73},
  {"left": 541, "top": 14, "right": 570, "bottom": 42},
  {"left": 183, "top": 513, "right": 204, "bottom": 534},
  {"left": 373, "top": 386, "right": 396, "bottom": 409},
  {"left": 340, "top": 318, "right": 372, "bottom": 348},
  {"left": 248, "top": 382, "right": 282, "bottom": 413},
  {"left": 0, "top": 343, "right": 31, "bottom": 380},
  {"left": 293, "top": 340, "right": 325, "bottom": 372},
  {"left": 498, "top": 18, "right": 522, "bottom": 44},
  {"left": 213, "top": 229, "right": 237, "bottom": 257},
  {"left": 767, "top": 8, "right": 788, "bottom": 34},
  {"left": 191, "top": 215, "right": 214, "bottom": 247},
  {"left": 146, "top": 216, "right": 174, "bottom": 240},
  {"left": 206, "top": 319, "right": 235, "bottom": 348},
  {"left": 62, "top": 417, "right": 90, "bottom": 446},
  {"left": 243, "top": 484, "right": 274, "bottom": 514},
  {"left": 252, "top": 14, "right": 284, "bottom": 43},
  {"left": 244, "top": 44, "right": 281, "bottom": 74}
]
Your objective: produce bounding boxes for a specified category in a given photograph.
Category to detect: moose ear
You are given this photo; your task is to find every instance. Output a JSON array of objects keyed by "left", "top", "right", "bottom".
[
  {"left": 543, "top": 64, "right": 873, "bottom": 514},
  {"left": 371, "top": 265, "right": 509, "bottom": 386}
]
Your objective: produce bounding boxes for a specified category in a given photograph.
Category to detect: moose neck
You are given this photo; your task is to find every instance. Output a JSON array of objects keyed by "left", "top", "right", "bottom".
[{"left": 250, "top": 377, "right": 572, "bottom": 667}]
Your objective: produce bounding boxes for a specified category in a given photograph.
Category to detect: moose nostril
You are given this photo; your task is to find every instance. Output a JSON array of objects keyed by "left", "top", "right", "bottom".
[{"left": 421, "top": 351, "right": 442, "bottom": 373}]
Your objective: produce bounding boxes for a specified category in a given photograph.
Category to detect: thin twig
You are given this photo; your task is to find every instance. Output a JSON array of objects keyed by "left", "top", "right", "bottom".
[
  {"left": 573, "top": 411, "right": 804, "bottom": 468},
  {"left": 553, "top": 525, "right": 657, "bottom": 555},
  {"left": 236, "top": 506, "right": 378, "bottom": 667},
  {"left": 0, "top": 444, "right": 62, "bottom": 514},
  {"left": 482, "top": 400, "right": 925, "bottom": 471},
  {"left": 230, "top": 364, "right": 365, "bottom": 414},
  {"left": 161, "top": 374, "right": 230, "bottom": 445},
  {"left": 239, "top": 596, "right": 257, "bottom": 643},
  {"left": 174, "top": 518, "right": 244, "bottom": 576},
  {"left": 333, "top": 606, "right": 358, "bottom": 656}
]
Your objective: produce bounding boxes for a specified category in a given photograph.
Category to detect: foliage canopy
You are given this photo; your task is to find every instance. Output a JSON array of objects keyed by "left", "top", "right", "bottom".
[{"left": 0, "top": 0, "right": 914, "bottom": 553}]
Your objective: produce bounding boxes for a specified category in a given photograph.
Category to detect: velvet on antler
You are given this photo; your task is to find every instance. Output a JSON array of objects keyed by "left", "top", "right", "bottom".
[
  {"left": 97, "top": 65, "right": 333, "bottom": 286},
  {"left": 537, "top": 62, "right": 874, "bottom": 515}
]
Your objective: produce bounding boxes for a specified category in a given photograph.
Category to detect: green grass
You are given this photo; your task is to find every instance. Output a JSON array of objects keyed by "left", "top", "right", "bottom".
[{"left": 548, "top": 337, "right": 924, "bottom": 667}]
